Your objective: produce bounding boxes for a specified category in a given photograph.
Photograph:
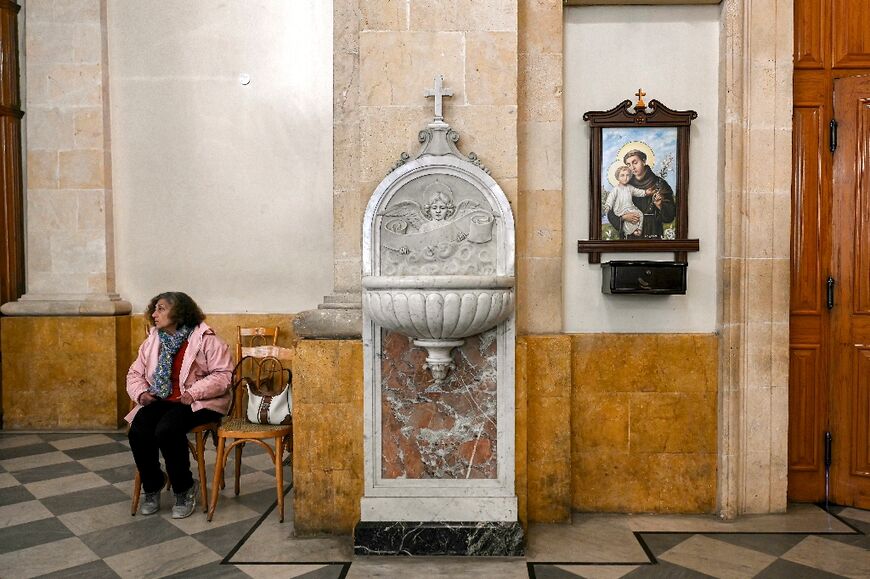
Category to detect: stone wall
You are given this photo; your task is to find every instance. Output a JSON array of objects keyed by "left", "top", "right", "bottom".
[
  {"left": 572, "top": 334, "right": 718, "bottom": 512},
  {"left": 1, "top": 316, "right": 131, "bottom": 429},
  {"left": 289, "top": 334, "right": 717, "bottom": 533},
  {"left": 3, "top": 0, "right": 129, "bottom": 315},
  {"left": 292, "top": 340, "right": 364, "bottom": 535},
  {"left": 517, "top": 0, "right": 563, "bottom": 333}
]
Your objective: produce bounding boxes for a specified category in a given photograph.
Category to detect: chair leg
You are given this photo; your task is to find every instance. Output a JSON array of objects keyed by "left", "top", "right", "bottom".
[
  {"left": 195, "top": 431, "right": 209, "bottom": 513},
  {"left": 208, "top": 436, "right": 227, "bottom": 522},
  {"left": 131, "top": 469, "right": 169, "bottom": 516},
  {"left": 234, "top": 442, "right": 244, "bottom": 496},
  {"left": 131, "top": 471, "right": 141, "bottom": 516},
  {"left": 275, "top": 435, "right": 285, "bottom": 523}
]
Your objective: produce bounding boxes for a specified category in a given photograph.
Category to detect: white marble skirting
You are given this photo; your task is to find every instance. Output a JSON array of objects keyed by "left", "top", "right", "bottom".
[{"left": 360, "top": 497, "right": 518, "bottom": 522}]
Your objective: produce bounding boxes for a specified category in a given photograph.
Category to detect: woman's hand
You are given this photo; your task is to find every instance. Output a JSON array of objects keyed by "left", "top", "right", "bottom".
[
  {"left": 179, "top": 392, "right": 194, "bottom": 405},
  {"left": 138, "top": 392, "right": 158, "bottom": 406}
]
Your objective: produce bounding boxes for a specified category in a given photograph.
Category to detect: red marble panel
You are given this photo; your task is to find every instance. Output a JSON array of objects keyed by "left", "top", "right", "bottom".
[{"left": 381, "top": 329, "right": 498, "bottom": 479}]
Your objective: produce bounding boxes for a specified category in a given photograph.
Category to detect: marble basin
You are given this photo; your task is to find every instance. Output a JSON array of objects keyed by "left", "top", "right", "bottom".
[{"left": 362, "top": 275, "right": 515, "bottom": 384}]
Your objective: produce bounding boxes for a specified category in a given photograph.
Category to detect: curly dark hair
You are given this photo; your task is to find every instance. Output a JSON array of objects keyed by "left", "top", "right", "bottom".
[{"left": 145, "top": 292, "right": 206, "bottom": 328}]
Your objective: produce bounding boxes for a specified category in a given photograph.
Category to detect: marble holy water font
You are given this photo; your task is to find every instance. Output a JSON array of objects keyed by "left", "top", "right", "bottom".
[{"left": 355, "top": 76, "right": 522, "bottom": 556}]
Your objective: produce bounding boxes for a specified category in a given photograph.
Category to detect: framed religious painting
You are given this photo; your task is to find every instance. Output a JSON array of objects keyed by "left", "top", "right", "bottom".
[{"left": 577, "top": 92, "right": 700, "bottom": 264}]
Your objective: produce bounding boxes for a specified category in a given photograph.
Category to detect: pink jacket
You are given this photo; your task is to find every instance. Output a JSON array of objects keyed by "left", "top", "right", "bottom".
[{"left": 125, "top": 322, "right": 233, "bottom": 423}]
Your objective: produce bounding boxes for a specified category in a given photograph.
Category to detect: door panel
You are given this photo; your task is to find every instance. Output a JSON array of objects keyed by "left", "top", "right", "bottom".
[
  {"left": 831, "top": 75, "right": 870, "bottom": 508},
  {"left": 788, "top": 75, "right": 830, "bottom": 501},
  {"left": 788, "top": 346, "right": 823, "bottom": 474},
  {"left": 832, "top": 0, "right": 870, "bottom": 68},
  {"left": 791, "top": 107, "right": 824, "bottom": 313},
  {"left": 852, "top": 348, "right": 870, "bottom": 479},
  {"left": 795, "top": 0, "right": 825, "bottom": 69}
]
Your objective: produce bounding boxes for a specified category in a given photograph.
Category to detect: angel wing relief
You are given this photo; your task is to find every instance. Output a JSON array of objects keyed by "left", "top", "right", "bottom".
[{"left": 377, "top": 179, "right": 497, "bottom": 275}]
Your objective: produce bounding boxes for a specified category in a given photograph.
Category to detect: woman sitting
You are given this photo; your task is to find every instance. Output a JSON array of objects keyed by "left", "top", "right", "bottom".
[{"left": 126, "top": 292, "right": 233, "bottom": 518}]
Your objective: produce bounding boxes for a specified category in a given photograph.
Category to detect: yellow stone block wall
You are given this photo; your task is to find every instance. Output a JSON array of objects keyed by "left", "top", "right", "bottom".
[
  {"left": 291, "top": 340, "right": 364, "bottom": 535},
  {"left": 0, "top": 313, "right": 296, "bottom": 431},
  {"left": 571, "top": 334, "right": 718, "bottom": 512},
  {"left": 515, "top": 339, "right": 528, "bottom": 525},
  {"left": 127, "top": 313, "right": 297, "bottom": 363},
  {"left": 0, "top": 316, "right": 131, "bottom": 429},
  {"left": 288, "top": 333, "right": 717, "bottom": 533},
  {"left": 0, "top": 315, "right": 717, "bottom": 518},
  {"left": 520, "top": 335, "right": 572, "bottom": 523}
]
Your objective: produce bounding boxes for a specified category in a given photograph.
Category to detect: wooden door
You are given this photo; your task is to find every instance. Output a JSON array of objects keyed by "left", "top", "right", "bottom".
[
  {"left": 790, "top": 0, "right": 870, "bottom": 507},
  {"left": 830, "top": 75, "right": 870, "bottom": 509},
  {"left": 789, "top": 73, "right": 831, "bottom": 502},
  {"left": 0, "top": 0, "right": 24, "bottom": 306}
]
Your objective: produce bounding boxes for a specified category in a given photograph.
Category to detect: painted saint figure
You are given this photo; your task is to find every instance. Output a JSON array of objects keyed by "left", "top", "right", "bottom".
[{"left": 607, "top": 149, "right": 676, "bottom": 239}]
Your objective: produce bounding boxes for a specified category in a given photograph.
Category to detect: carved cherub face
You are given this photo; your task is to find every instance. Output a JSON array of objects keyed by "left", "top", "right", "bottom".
[{"left": 424, "top": 191, "right": 455, "bottom": 221}]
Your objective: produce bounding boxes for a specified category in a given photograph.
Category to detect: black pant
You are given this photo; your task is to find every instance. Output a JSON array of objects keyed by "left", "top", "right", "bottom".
[{"left": 128, "top": 400, "right": 222, "bottom": 494}]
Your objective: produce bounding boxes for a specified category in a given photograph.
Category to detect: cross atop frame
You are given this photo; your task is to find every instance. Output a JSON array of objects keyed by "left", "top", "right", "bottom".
[{"left": 424, "top": 75, "right": 454, "bottom": 122}]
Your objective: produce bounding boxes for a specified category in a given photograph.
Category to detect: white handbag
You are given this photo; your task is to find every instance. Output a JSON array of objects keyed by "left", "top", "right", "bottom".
[
  {"left": 246, "top": 382, "right": 292, "bottom": 425},
  {"left": 243, "top": 356, "right": 293, "bottom": 426}
]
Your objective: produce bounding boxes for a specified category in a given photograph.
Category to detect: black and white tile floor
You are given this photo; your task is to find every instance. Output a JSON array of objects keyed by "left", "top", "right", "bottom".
[{"left": 1, "top": 432, "right": 867, "bottom": 578}]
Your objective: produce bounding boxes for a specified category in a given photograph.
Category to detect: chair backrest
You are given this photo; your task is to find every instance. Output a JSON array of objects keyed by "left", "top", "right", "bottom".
[
  {"left": 231, "top": 327, "right": 292, "bottom": 419},
  {"left": 235, "top": 326, "right": 279, "bottom": 362}
]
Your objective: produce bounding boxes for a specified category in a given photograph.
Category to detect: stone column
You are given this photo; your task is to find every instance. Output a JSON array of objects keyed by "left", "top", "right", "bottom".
[
  {"left": 517, "top": 0, "right": 563, "bottom": 334},
  {"left": 1, "top": 0, "right": 130, "bottom": 316},
  {"left": 718, "top": 0, "right": 793, "bottom": 517},
  {"left": 297, "top": 0, "right": 522, "bottom": 340},
  {"left": 292, "top": 0, "right": 364, "bottom": 339}
]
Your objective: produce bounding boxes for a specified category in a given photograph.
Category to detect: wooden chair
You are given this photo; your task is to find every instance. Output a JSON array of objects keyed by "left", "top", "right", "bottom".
[{"left": 208, "top": 327, "right": 294, "bottom": 522}]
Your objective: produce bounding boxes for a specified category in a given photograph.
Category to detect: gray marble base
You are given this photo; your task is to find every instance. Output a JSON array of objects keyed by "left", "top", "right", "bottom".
[
  {"left": 293, "top": 296, "right": 362, "bottom": 339},
  {"left": 353, "top": 521, "right": 524, "bottom": 556}
]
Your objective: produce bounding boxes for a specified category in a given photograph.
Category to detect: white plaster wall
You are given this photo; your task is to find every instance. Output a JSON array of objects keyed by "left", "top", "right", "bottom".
[
  {"left": 563, "top": 5, "right": 720, "bottom": 332},
  {"left": 108, "top": 0, "right": 333, "bottom": 313}
]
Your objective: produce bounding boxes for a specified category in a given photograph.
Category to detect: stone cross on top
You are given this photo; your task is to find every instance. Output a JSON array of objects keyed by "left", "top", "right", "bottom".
[{"left": 425, "top": 74, "right": 453, "bottom": 122}]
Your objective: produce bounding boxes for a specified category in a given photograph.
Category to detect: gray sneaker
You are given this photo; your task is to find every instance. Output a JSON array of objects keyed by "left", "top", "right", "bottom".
[
  {"left": 140, "top": 491, "right": 160, "bottom": 516},
  {"left": 171, "top": 481, "right": 198, "bottom": 519}
]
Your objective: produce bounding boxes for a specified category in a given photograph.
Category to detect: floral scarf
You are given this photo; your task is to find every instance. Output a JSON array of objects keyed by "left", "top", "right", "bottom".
[{"left": 149, "top": 326, "right": 193, "bottom": 399}]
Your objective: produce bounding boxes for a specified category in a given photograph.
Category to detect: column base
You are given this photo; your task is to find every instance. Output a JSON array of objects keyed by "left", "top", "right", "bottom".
[
  {"left": 0, "top": 293, "right": 131, "bottom": 316},
  {"left": 353, "top": 521, "right": 524, "bottom": 557},
  {"left": 293, "top": 294, "right": 362, "bottom": 339}
]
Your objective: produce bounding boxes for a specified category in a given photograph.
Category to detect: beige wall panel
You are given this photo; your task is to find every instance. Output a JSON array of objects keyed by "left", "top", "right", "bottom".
[
  {"left": 563, "top": 5, "right": 720, "bottom": 333},
  {"left": 108, "top": 1, "right": 333, "bottom": 313}
]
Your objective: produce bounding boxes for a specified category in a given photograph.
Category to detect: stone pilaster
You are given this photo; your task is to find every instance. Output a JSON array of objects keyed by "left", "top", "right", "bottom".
[
  {"left": 517, "top": 0, "right": 563, "bottom": 334},
  {"left": 1, "top": 0, "right": 129, "bottom": 316},
  {"left": 294, "top": 0, "right": 363, "bottom": 339},
  {"left": 298, "top": 0, "right": 523, "bottom": 340},
  {"left": 718, "top": 0, "right": 793, "bottom": 517}
]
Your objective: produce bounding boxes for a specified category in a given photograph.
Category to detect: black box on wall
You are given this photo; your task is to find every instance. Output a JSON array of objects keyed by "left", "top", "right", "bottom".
[{"left": 601, "top": 261, "right": 687, "bottom": 295}]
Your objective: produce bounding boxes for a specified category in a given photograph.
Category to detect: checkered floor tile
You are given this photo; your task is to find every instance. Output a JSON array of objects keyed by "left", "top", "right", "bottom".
[
  {"left": 529, "top": 507, "right": 869, "bottom": 578},
  {"left": 0, "top": 432, "right": 347, "bottom": 579},
  {"left": 1, "top": 432, "right": 868, "bottom": 578}
]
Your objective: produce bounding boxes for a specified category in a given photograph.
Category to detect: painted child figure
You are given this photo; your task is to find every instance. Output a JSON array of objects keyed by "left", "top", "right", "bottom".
[{"left": 604, "top": 165, "right": 647, "bottom": 237}]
